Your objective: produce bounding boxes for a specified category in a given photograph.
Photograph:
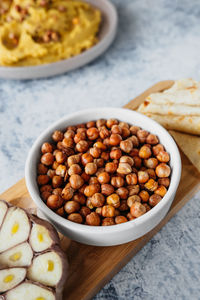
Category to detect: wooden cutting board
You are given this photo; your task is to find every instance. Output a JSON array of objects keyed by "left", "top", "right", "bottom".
[{"left": 1, "top": 80, "right": 200, "bottom": 300}]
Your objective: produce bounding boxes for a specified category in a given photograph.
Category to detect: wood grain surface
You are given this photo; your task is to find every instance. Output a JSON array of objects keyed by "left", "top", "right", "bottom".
[{"left": 1, "top": 80, "right": 200, "bottom": 300}]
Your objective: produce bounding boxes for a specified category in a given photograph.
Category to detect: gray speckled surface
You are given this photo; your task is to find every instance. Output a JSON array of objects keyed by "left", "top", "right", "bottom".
[{"left": 0, "top": 0, "right": 200, "bottom": 299}]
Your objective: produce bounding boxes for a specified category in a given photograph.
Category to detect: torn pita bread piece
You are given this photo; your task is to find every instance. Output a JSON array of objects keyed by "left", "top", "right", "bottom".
[{"left": 169, "top": 130, "right": 200, "bottom": 173}]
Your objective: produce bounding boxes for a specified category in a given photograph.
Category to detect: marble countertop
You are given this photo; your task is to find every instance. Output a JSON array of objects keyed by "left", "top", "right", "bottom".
[{"left": 0, "top": 0, "right": 200, "bottom": 299}]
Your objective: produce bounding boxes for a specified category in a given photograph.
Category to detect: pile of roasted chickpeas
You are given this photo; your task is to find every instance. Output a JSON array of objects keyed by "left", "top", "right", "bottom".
[{"left": 37, "top": 119, "right": 171, "bottom": 226}]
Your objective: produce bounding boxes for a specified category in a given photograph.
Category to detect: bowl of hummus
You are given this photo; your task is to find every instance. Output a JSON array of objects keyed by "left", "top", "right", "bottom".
[{"left": 0, "top": 0, "right": 118, "bottom": 79}]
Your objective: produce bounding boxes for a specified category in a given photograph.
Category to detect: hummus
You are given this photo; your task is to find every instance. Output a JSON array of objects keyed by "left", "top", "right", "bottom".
[{"left": 0, "top": 0, "right": 101, "bottom": 66}]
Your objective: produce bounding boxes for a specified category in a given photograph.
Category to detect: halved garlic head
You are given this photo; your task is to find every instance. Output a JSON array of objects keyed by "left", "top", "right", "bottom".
[
  {"left": 0, "top": 242, "right": 33, "bottom": 267},
  {"left": 0, "top": 207, "right": 30, "bottom": 252},
  {"left": 27, "top": 251, "right": 62, "bottom": 287},
  {"left": 0, "top": 267, "right": 26, "bottom": 292},
  {"left": 29, "top": 224, "right": 54, "bottom": 252},
  {"left": 0, "top": 201, "right": 8, "bottom": 228},
  {"left": 5, "top": 282, "right": 55, "bottom": 300}
]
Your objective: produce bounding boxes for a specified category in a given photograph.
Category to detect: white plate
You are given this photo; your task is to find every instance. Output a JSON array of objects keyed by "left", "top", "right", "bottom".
[{"left": 0, "top": 0, "right": 118, "bottom": 79}]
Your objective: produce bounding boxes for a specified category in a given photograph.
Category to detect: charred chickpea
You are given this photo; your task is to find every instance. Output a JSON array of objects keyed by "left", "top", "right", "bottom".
[
  {"left": 144, "top": 179, "right": 158, "bottom": 192},
  {"left": 152, "top": 144, "right": 164, "bottom": 156},
  {"left": 156, "top": 163, "right": 171, "bottom": 178},
  {"left": 144, "top": 158, "right": 158, "bottom": 169},
  {"left": 41, "top": 142, "right": 53, "bottom": 154},
  {"left": 52, "top": 175, "right": 63, "bottom": 188},
  {"left": 41, "top": 152, "right": 54, "bottom": 166},
  {"left": 64, "top": 129, "right": 75, "bottom": 139},
  {"left": 130, "top": 125, "right": 140, "bottom": 135},
  {"left": 80, "top": 206, "right": 91, "bottom": 217},
  {"left": 115, "top": 216, "right": 128, "bottom": 224},
  {"left": 74, "top": 131, "right": 86, "bottom": 143},
  {"left": 37, "top": 163, "right": 48, "bottom": 175},
  {"left": 139, "top": 190, "right": 149, "bottom": 202},
  {"left": 64, "top": 200, "right": 80, "bottom": 214},
  {"left": 120, "top": 156, "right": 134, "bottom": 166},
  {"left": 68, "top": 213, "right": 83, "bottom": 224},
  {"left": 85, "top": 162, "right": 97, "bottom": 175},
  {"left": 47, "top": 194, "right": 63, "bottom": 210},
  {"left": 91, "top": 193, "right": 105, "bottom": 207},
  {"left": 118, "top": 200, "right": 129, "bottom": 211},
  {"left": 89, "top": 147, "right": 101, "bottom": 158},
  {"left": 109, "top": 133, "right": 122, "bottom": 146},
  {"left": 68, "top": 164, "right": 82, "bottom": 176},
  {"left": 101, "top": 184, "right": 115, "bottom": 196},
  {"left": 138, "top": 171, "right": 149, "bottom": 183},
  {"left": 55, "top": 151, "right": 67, "bottom": 164},
  {"left": 130, "top": 202, "right": 146, "bottom": 218},
  {"left": 76, "top": 140, "right": 89, "bottom": 152},
  {"left": 99, "top": 126, "right": 110, "bottom": 139},
  {"left": 146, "top": 134, "right": 159, "bottom": 145},
  {"left": 126, "top": 173, "right": 137, "bottom": 185},
  {"left": 97, "top": 172, "right": 110, "bottom": 184},
  {"left": 84, "top": 184, "right": 100, "bottom": 197},
  {"left": 127, "top": 184, "right": 140, "bottom": 196},
  {"left": 139, "top": 145, "right": 152, "bottom": 159},
  {"left": 37, "top": 175, "right": 49, "bottom": 185},
  {"left": 86, "top": 127, "right": 99, "bottom": 140},
  {"left": 155, "top": 185, "right": 167, "bottom": 197},
  {"left": 96, "top": 119, "right": 106, "bottom": 128},
  {"left": 111, "top": 176, "right": 124, "bottom": 188},
  {"left": 69, "top": 174, "right": 84, "bottom": 189},
  {"left": 102, "top": 205, "right": 115, "bottom": 217},
  {"left": 106, "top": 119, "right": 118, "bottom": 128},
  {"left": 102, "top": 217, "right": 115, "bottom": 226},
  {"left": 55, "top": 164, "right": 66, "bottom": 177},
  {"left": 157, "top": 151, "right": 170, "bottom": 163},
  {"left": 107, "top": 193, "right": 120, "bottom": 208},
  {"left": 127, "top": 195, "right": 141, "bottom": 207},
  {"left": 52, "top": 130, "right": 64, "bottom": 142},
  {"left": 105, "top": 162, "right": 118, "bottom": 173},
  {"left": 116, "top": 187, "right": 129, "bottom": 199},
  {"left": 120, "top": 139, "right": 133, "bottom": 153},
  {"left": 110, "top": 148, "right": 122, "bottom": 160},
  {"left": 73, "top": 193, "right": 86, "bottom": 205},
  {"left": 149, "top": 194, "right": 162, "bottom": 207},
  {"left": 86, "top": 212, "right": 101, "bottom": 226},
  {"left": 137, "top": 130, "right": 149, "bottom": 143},
  {"left": 158, "top": 177, "right": 170, "bottom": 187}
]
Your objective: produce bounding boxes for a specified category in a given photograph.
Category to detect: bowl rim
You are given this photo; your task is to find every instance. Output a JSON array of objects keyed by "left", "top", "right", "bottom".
[{"left": 25, "top": 107, "right": 182, "bottom": 233}]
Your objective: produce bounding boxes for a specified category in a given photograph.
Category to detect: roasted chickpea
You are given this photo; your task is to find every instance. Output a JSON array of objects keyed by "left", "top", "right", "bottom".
[
  {"left": 107, "top": 193, "right": 120, "bottom": 208},
  {"left": 64, "top": 129, "right": 75, "bottom": 139},
  {"left": 85, "top": 162, "right": 97, "bottom": 175},
  {"left": 129, "top": 148, "right": 139, "bottom": 157},
  {"left": 102, "top": 205, "right": 115, "bottom": 217},
  {"left": 120, "top": 156, "right": 134, "bottom": 166},
  {"left": 158, "top": 177, "right": 170, "bottom": 187},
  {"left": 64, "top": 200, "right": 80, "bottom": 214},
  {"left": 47, "top": 194, "right": 63, "bottom": 210},
  {"left": 74, "top": 132, "right": 86, "bottom": 143},
  {"left": 62, "top": 137, "right": 74, "bottom": 148},
  {"left": 93, "top": 141, "right": 106, "bottom": 150},
  {"left": 84, "top": 184, "right": 100, "bottom": 197},
  {"left": 52, "top": 175, "right": 63, "bottom": 188},
  {"left": 117, "top": 162, "right": 132, "bottom": 175},
  {"left": 97, "top": 172, "right": 110, "bottom": 184},
  {"left": 126, "top": 173, "right": 137, "bottom": 185},
  {"left": 76, "top": 140, "right": 89, "bottom": 152},
  {"left": 56, "top": 207, "right": 65, "bottom": 217},
  {"left": 52, "top": 188, "right": 62, "bottom": 196},
  {"left": 37, "top": 163, "right": 48, "bottom": 175},
  {"left": 41, "top": 191, "right": 51, "bottom": 201},
  {"left": 137, "top": 129, "right": 148, "bottom": 143},
  {"left": 40, "top": 184, "right": 52, "bottom": 193},
  {"left": 155, "top": 185, "right": 167, "bottom": 197},
  {"left": 37, "top": 175, "right": 49, "bottom": 185},
  {"left": 73, "top": 193, "right": 86, "bottom": 205},
  {"left": 144, "top": 158, "right": 158, "bottom": 169},
  {"left": 109, "top": 133, "right": 122, "bottom": 146},
  {"left": 133, "top": 156, "right": 142, "bottom": 169},
  {"left": 102, "top": 217, "right": 115, "bottom": 226},
  {"left": 101, "top": 151, "right": 110, "bottom": 161},
  {"left": 115, "top": 216, "right": 128, "bottom": 224},
  {"left": 139, "top": 145, "right": 152, "bottom": 159},
  {"left": 130, "top": 202, "right": 146, "bottom": 218},
  {"left": 111, "top": 176, "right": 124, "bottom": 188},
  {"left": 118, "top": 200, "right": 129, "bottom": 211},
  {"left": 137, "top": 171, "right": 149, "bottom": 183},
  {"left": 116, "top": 187, "right": 129, "bottom": 199},
  {"left": 67, "top": 154, "right": 81, "bottom": 167},
  {"left": 68, "top": 164, "right": 82, "bottom": 176},
  {"left": 99, "top": 126, "right": 110, "bottom": 139},
  {"left": 89, "top": 177, "right": 99, "bottom": 185},
  {"left": 143, "top": 203, "right": 151, "bottom": 212},
  {"left": 106, "top": 119, "right": 118, "bottom": 128},
  {"left": 86, "top": 212, "right": 100, "bottom": 226},
  {"left": 120, "top": 139, "right": 133, "bottom": 153},
  {"left": 86, "top": 121, "right": 95, "bottom": 128},
  {"left": 156, "top": 163, "right": 171, "bottom": 178},
  {"left": 152, "top": 144, "right": 164, "bottom": 156},
  {"left": 96, "top": 119, "right": 106, "bottom": 128},
  {"left": 52, "top": 130, "right": 64, "bottom": 142},
  {"left": 146, "top": 134, "right": 159, "bottom": 145},
  {"left": 101, "top": 184, "right": 115, "bottom": 196},
  {"left": 110, "top": 148, "right": 122, "bottom": 160},
  {"left": 68, "top": 213, "right": 83, "bottom": 224},
  {"left": 127, "top": 184, "right": 140, "bottom": 196},
  {"left": 146, "top": 168, "right": 156, "bottom": 180},
  {"left": 55, "top": 164, "right": 66, "bottom": 177},
  {"left": 157, "top": 151, "right": 170, "bottom": 163},
  {"left": 127, "top": 195, "right": 141, "bottom": 207},
  {"left": 80, "top": 153, "right": 93, "bottom": 166},
  {"left": 149, "top": 194, "right": 162, "bottom": 207},
  {"left": 105, "top": 162, "right": 118, "bottom": 173},
  {"left": 144, "top": 179, "right": 158, "bottom": 192},
  {"left": 87, "top": 127, "right": 99, "bottom": 140},
  {"left": 81, "top": 172, "right": 90, "bottom": 182},
  {"left": 96, "top": 207, "right": 102, "bottom": 215},
  {"left": 69, "top": 174, "right": 84, "bottom": 189},
  {"left": 80, "top": 206, "right": 91, "bottom": 217},
  {"left": 139, "top": 190, "right": 149, "bottom": 202},
  {"left": 127, "top": 212, "right": 136, "bottom": 221},
  {"left": 55, "top": 151, "right": 67, "bottom": 164},
  {"left": 94, "top": 158, "right": 104, "bottom": 168},
  {"left": 121, "top": 127, "right": 130, "bottom": 138},
  {"left": 41, "top": 142, "right": 53, "bottom": 154},
  {"left": 111, "top": 125, "right": 122, "bottom": 135},
  {"left": 86, "top": 197, "right": 94, "bottom": 209},
  {"left": 89, "top": 147, "right": 101, "bottom": 158},
  {"left": 91, "top": 193, "right": 105, "bottom": 207},
  {"left": 103, "top": 137, "right": 110, "bottom": 146},
  {"left": 41, "top": 152, "right": 54, "bottom": 166},
  {"left": 130, "top": 125, "right": 140, "bottom": 135}
]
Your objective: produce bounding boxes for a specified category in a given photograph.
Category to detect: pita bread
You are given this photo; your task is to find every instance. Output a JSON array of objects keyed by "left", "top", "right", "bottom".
[{"left": 169, "top": 130, "right": 200, "bottom": 172}]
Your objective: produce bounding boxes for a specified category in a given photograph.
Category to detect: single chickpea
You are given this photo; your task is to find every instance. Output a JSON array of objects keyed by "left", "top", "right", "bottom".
[
  {"left": 102, "top": 205, "right": 115, "bottom": 217},
  {"left": 126, "top": 173, "right": 137, "bottom": 185},
  {"left": 149, "top": 194, "right": 162, "bottom": 207},
  {"left": 68, "top": 164, "right": 82, "bottom": 176},
  {"left": 99, "top": 126, "right": 110, "bottom": 139},
  {"left": 37, "top": 163, "right": 48, "bottom": 175},
  {"left": 52, "top": 175, "right": 63, "bottom": 188},
  {"left": 111, "top": 124, "right": 122, "bottom": 135},
  {"left": 47, "top": 194, "right": 63, "bottom": 210},
  {"left": 64, "top": 200, "right": 80, "bottom": 214},
  {"left": 118, "top": 200, "right": 129, "bottom": 211},
  {"left": 130, "top": 202, "right": 146, "bottom": 218},
  {"left": 91, "top": 193, "right": 105, "bottom": 207},
  {"left": 120, "top": 156, "right": 134, "bottom": 166},
  {"left": 127, "top": 195, "right": 141, "bottom": 207},
  {"left": 56, "top": 207, "right": 65, "bottom": 217},
  {"left": 86, "top": 127, "right": 99, "bottom": 140},
  {"left": 81, "top": 172, "right": 90, "bottom": 182},
  {"left": 41, "top": 142, "right": 53, "bottom": 154},
  {"left": 129, "top": 148, "right": 139, "bottom": 157},
  {"left": 106, "top": 119, "right": 118, "bottom": 128},
  {"left": 127, "top": 212, "right": 136, "bottom": 221},
  {"left": 84, "top": 184, "right": 100, "bottom": 197},
  {"left": 117, "top": 162, "right": 132, "bottom": 175},
  {"left": 67, "top": 154, "right": 81, "bottom": 167},
  {"left": 121, "top": 127, "right": 131, "bottom": 138},
  {"left": 155, "top": 185, "right": 167, "bottom": 197},
  {"left": 40, "top": 184, "right": 52, "bottom": 193},
  {"left": 56, "top": 164, "right": 67, "bottom": 177},
  {"left": 144, "top": 178, "right": 158, "bottom": 192},
  {"left": 152, "top": 144, "right": 164, "bottom": 156},
  {"left": 128, "top": 135, "right": 139, "bottom": 147},
  {"left": 115, "top": 216, "right": 128, "bottom": 224},
  {"left": 69, "top": 174, "right": 84, "bottom": 189},
  {"left": 41, "top": 191, "right": 51, "bottom": 201},
  {"left": 76, "top": 140, "right": 89, "bottom": 152},
  {"left": 111, "top": 176, "right": 124, "bottom": 188},
  {"left": 109, "top": 133, "right": 122, "bottom": 146},
  {"left": 143, "top": 203, "right": 151, "bottom": 212},
  {"left": 120, "top": 139, "right": 133, "bottom": 153},
  {"left": 67, "top": 126, "right": 77, "bottom": 131},
  {"left": 52, "top": 130, "right": 64, "bottom": 142},
  {"left": 86, "top": 212, "right": 101, "bottom": 226},
  {"left": 73, "top": 193, "right": 86, "bottom": 205},
  {"left": 68, "top": 213, "right": 83, "bottom": 224},
  {"left": 101, "top": 151, "right": 110, "bottom": 161},
  {"left": 93, "top": 141, "right": 107, "bottom": 150},
  {"left": 144, "top": 158, "right": 158, "bottom": 169},
  {"left": 110, "top": 148, "right": 122, "bottom": 160},
  {"left": 62, "top": 137, "right": 74, "bottom": 148},
  {"left": 133, "top": 156, "right": 142, "bottom": 169},
  {"left": 89, "top": 147, "right": 101, "bottom": 158},
  {"left": 64, "top": 129, "right": 75, "bottom": 139},
  {"left": 130, "top": 125, "right": 140, "bottom": 135},
  {"left": 86, "top": 197, "right": 94, "bottom": 209},
  {"left": 137, "top": 129, "right": 149, "bottom": 143},
  {"left": 156, "top": 163, "right": 171, "bottom": 178},
  {"left": 139, "top": 190, "right": 149, "bottom": 202},
  {"left": 81, "top": 153, "right": 93, "bottom": 166},
  {"left": 137, "top": 171, "right": 149, "bottom": 183},
  {"left": 55, "top": 151, "right": 67, "bottom": 164},
  {"left": 146, "top": 134, "right": 159, "bottom": 145},
  {"left": 103, "top": 137, "right": 111, "bottom": 146},
  {"left": 146, "top": 168, "right": 156, "bottom": 180},
  {"left": 97, "top": 172, "right": 110, "bottom": 184},
  {"left": 119, "top": 121, "right": 129, "bottom": 129},
  {"left": 57, "top": 142, "right": 63, "bottom": 150},
  {"left": 102, "top": 217, "right": 115, "bottom": 226},
  {"left": 89, "top": 177, "right": 99, "bottom": 185},
  {"left": 158, "top": 177, "right": 170, "bottom": 187},
  {"left": 127, "top": 184, "right": 140, "bottom": 196},
  {"left": 74, "top": 131, "right": 86, "bottom": 143},
  {"left": 157, "top": 151, "right": 170, "bottom": 163},
  {"left": 94, "top": 158, "right": 104, "bottom": 168},
  {"left": 85, "top": 162, "right": 97, "bottom": 175},
  {"left": 116, "top": 187, "right": 129, "bottom": 199},
  {"left": 86, "top": 121, "right": 96, "bottom": 128},
  {"left": 96, "top": 207, "right": 102, "bottom": 215},
  {"left": 107, "top": 193, "right": 120, "bottom": 208},
  {"left": 52, "top": 188, "right": 62, "bottom": 196},
  {"left": 80, "top": 206, "right": 91, "bottom": 217},
  {"left": 101, "top": 184, "right": 115, "bottom": 196},
  {"left": 41, "top": 152, "right": 54, "bottom": 166},
  {"left": 96, "top": 119, "right": 106, "bottom": 128},
  {"left": 105, "top": 162, "right": 118, "bottom": 173},
  {"left": 37, "top": 175, "right": 49, "bottom": 185},
  {"left": 139, "top": 145, "right": 152, "bottom": 159}
]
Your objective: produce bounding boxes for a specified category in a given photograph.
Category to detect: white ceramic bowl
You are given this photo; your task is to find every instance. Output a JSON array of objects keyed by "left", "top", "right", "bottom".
[{"left": 25, "top": 108, "right": 181, "bottom": 246}]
